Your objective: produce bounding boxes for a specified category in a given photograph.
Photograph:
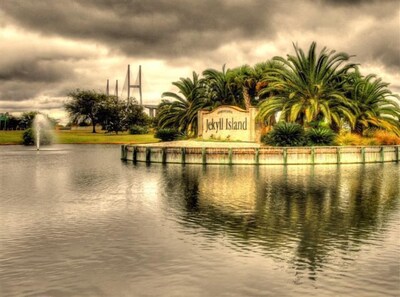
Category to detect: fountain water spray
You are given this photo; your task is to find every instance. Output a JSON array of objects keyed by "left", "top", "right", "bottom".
[{"left": 33, "top": 114, "right": 53, "bottom": 150}]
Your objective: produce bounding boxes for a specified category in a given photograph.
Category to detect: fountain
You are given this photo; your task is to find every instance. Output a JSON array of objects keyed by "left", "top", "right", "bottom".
[{"left": 33, "top": 114, "right": 53, "bottom": 150}]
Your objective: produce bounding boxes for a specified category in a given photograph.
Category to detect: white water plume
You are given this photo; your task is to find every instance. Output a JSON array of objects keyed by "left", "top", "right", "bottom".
[{"left": 33, "top": 114, "right": 53, "bottom": 150}]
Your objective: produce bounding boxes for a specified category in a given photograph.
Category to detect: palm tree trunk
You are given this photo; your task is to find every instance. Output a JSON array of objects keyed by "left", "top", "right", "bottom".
[{"left": 243, "top": 87, "right": 251, "bottom": 111}]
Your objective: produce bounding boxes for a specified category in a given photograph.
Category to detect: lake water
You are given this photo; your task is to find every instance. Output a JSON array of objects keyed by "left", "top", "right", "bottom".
[{"left": 0, "top": 145, "right": 399, "bottom": 297}]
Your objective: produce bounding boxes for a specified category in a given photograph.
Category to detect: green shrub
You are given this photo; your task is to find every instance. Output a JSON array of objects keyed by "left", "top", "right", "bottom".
[
  {"left": 22, "top": 128, "right": 34, "bottom": 145},
  {"left": 155, "top": 128, "right": 179, "bottom": 141},
  {"left": 262, "top": 122, "right": 306, "bottom": 146},
  {"left": 306, "top": 127, "right": 336, "bottom": 146},
  {"left": 22, "top": 128, "right": 53, "bottom": 146},
  {"left": 129, "top": 125, "right": 149, "bottom": 135}
]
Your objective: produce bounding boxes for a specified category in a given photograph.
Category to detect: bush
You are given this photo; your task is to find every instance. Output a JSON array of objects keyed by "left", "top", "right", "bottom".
[
  {"left": 373, "top": 130, "right": 400, "bottom": 145},
  {"left": 129, "top": 125, "right": 149, "bottom": 135},
  {"left": 262, "top": 122, "right": 306, "bottom": 146},
  {"left": 306, "top": 127, "right": 336, "bottom": 146},
  {"left": 155, "top": 128, "right": 179, "bottom": 141},
  {"left": 22, "top": 128, "right": 35, "bottom": 145},
  {"left": 361, "top": 137, "right": 379, "bottom": 146},
  {"left": 22, "top": 128, "right": 53, "bottom": 146},
  {"left": 334, "top": 133, "right": 363, "bottom": 146}
]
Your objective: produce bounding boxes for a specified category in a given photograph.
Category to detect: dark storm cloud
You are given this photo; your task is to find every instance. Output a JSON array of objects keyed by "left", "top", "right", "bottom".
[
  {"left": 0, "top": 59, "right": 75, "bottom": 83},
  {"left": 353, "top": 24, "right": 400, "bottom": 71},
  {"left": 1, "top": 0, "right": 274, "bottom": 58},
  {"left": 0, "top": 0, "right": 399, "bottom": 116},
  {"left": 0, "top": 81, "right": 48, "bottom": 101}
]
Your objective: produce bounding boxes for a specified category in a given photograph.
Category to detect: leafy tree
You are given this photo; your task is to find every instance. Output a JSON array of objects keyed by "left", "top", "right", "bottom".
[
  {"left": 203, "top": 65, "right": 242, "bottom": 107},
  {"left": 158, "top": 72, "right": 209, "bottom": 135},
  {"left": 64, "top": 89, "right": 103, "bottom": 133},
  {"left": 97, "top": 96, "right": 150, "bottom": 134},
  {"left": 229, "top": 65, "right": 257, "bottom": 110},
  {"left": 257, "top": 42, "right": 358, "bottom": 130},
  {"left": 7, "top": 114, "right": 21, "bottom": 130},
  {"left": 229, "top": 61, "right": 284, "bottom": 110},
  {"left": 19, "top": 111, "right": 39, "bottom": 129},
  {"left": 97, "top": 95, "right": 126, "bottom": 134},
  {"left": 124, "top": 98, "right": 150, "bottom": 127},
  {"left": 347, "top": 73, "right": 400, "bottom": 136}
]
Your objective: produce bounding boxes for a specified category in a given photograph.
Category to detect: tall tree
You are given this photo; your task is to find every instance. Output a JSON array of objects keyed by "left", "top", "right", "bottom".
[
  {"left": 19, "top": 111, "right": 39, "bottom": 129},
  {"left": 257, "top": 42, "right": 358, "bottom": 130},
  {"left": 203, "top": 65, "right": 242, "bottom": 107},
  {"left": 64, "top": 89, "right": 103, "bottom": 133},
  {"left": 348, "top": 73, "right": 400, "bottom": 135},
  {"left": 229, "top": 61, "right": 285, "bottom": 111},
  {"left": 157, "top": 72, "right": 209, "bottom": 135},
  {"left": 229, "top": 65, "right": 257, "bottom": 110}
]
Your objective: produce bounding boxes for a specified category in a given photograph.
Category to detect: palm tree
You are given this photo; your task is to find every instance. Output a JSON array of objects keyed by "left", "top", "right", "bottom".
[
  {"left": 229, "top": 65, "right": 257, "bottom": 110},
  {"left": 348, "top": 73, "right": 400, "bottom": 135},
  {"left": 202, "top": 65, "right": 242, "bottom": 108},
  {"left": 257, "top": 42, "right": 358, "bottom": 130},
  {"left": 157, "top": 72, "right": 209, "bottom": 136}
]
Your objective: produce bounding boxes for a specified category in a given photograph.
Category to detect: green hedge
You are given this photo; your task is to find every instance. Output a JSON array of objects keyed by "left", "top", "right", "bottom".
[
  {"left": 155, "top": 128, "right": 179, "bottom": 141},
  {"left": 129, "top": 125, "right": 149, "bottom": 135},
  {"left": 262, "top": 123, "right": 336, "bottom": 146}
]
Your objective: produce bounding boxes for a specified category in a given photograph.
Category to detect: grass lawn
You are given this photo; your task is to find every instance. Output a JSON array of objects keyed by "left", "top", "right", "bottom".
[
  {"left": 0, "top": 130, "right": 24, "bottom": 144},
  {"left": 0, "top": 129, "right": 159, "bottom": 145}
]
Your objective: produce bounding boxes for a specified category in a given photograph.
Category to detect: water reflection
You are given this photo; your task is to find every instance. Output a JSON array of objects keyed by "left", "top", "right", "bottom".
[
  {"left": 161, "top": 164, "right": 399, "bottom": 279},
  {"left": 1, "top": 146, "right": 398, "bottom": 296}
]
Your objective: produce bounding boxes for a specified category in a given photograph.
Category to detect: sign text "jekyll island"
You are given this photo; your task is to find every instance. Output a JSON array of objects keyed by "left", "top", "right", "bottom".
[{"left": 205, "top": 118, "right": 248, "bottom": 133}]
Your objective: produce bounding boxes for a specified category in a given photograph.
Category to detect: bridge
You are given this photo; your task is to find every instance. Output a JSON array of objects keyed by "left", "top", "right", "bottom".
[{"left": 143, "top": 104, "right": 158, "bottom": 117}]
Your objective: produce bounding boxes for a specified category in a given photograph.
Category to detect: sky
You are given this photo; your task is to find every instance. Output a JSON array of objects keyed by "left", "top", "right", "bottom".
[{"left": 0, "top": 0, "right": 399, "bottom": 123}]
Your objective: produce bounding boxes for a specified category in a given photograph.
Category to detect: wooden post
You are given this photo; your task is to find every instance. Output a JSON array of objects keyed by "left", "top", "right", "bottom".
[
  {"left": 337, "top": 147, "right": 341, "bottom": 164},
  {"left": 228, "top": 148, "right": 233, "bottom": 165},
  {"left": 162, "top": 148, "right": 167, "bottom": 164},
  {"left": 311, "top": 147, "right": 315, "bottom": 164},
  {"left": 146, "top": 147, "right": 151, "bottom": 163},
  {"left": 133, "top": 146, "right": 138, "bottom": 162},
  {"left": 202, "top": 147, "right": 206, "bottom": 165},
  {"left": 283, "top": 148, "right": 288, "bottom": 165},
  {"left": 121, "top": 145, "right": 127, "bottom": 160},
  {"left": 181, "top": 147, "right": 186, "bottom": 164},
  {"left": 361, "top": 147, "right": 366, "bottom": 163},
  {"left": 396, "top": 146, "right": 399, "bottom": 163},
  {"left": 380, "top": 146, "right": 385, "bottom": 163},
  {"left": 255, "top": 148, "right": 259, "bottom": 165}
]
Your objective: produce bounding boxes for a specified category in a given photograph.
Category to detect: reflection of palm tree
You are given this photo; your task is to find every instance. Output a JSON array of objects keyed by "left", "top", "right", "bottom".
[{"left": 159, "top": 164, "right": 399, "bottom": 279}]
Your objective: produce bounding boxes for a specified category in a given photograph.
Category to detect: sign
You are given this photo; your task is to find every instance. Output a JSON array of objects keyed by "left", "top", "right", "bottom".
[{"left": 198, "top": 106, "right": 258, "bottom": 142}]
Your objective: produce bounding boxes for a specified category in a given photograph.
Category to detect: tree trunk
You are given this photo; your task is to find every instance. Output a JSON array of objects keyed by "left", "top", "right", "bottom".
[
  {"left": 243, "top": 87, "right": 251, "bottom": 111},
  {"left": 92, "top": 122, "right": 96, "bottom": 133}
]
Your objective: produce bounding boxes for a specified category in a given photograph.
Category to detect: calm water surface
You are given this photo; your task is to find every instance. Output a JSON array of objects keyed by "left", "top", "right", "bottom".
[{"left": 0, "top": 145, "right": 399, "bottom": 297}]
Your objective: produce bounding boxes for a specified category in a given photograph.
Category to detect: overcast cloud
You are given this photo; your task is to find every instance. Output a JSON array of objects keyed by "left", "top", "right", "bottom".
[{"left": 0, "top": 0, "right": 399, "bottom": 122}]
